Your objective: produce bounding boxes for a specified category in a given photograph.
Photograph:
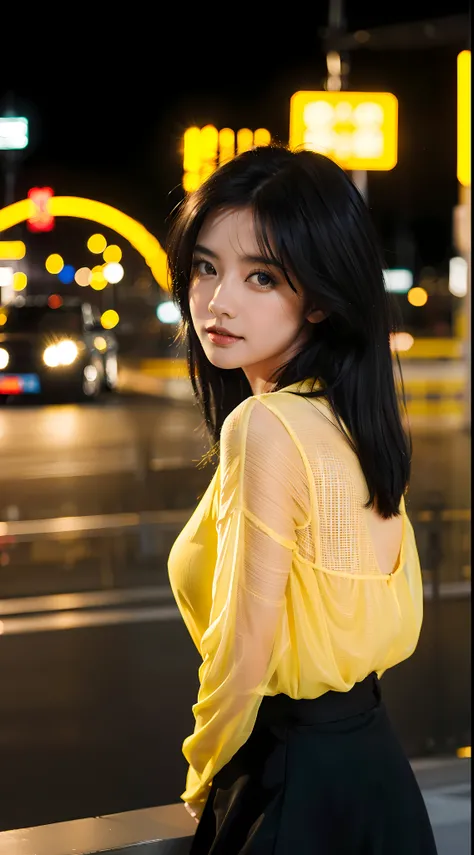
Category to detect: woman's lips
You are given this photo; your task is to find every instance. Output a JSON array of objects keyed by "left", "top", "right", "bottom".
[{"left": 207, "top": 331, "right": 243, "bottom": 346}]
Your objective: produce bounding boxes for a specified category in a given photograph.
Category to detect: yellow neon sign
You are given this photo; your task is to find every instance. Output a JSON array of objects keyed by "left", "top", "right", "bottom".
[
  {"left": 0, "top": 197, "right": 169, "bottom": 290},
  {"left": 289, "top": 91, "right": 398, "bottom": 171},
  {"left": 0, "top": 240, "right": 26, "bottom": 260},
  {"left": 182, "top": 126, "right": 272, "bottom": 191},
  {"left": 457, "top": 51, "right": 471, "bottom": 187}
]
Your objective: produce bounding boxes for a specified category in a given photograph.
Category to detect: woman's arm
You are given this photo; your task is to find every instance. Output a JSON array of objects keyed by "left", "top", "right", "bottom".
[{"left": 181, "top": 398, "right": 309, "bottom": 806}]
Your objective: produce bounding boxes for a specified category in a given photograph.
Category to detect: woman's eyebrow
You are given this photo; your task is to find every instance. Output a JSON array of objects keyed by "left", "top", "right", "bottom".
[
  {"left": 240, "top": 254, "right": 285, "bottom": 270},
  {"left": 193, "top": 244, "right": 219, "bottom": 259},
  {"left": 193, "top": 244, "right": 285, "bottom": 273},
  {"left": 194, "top": 244, "right": 284, "bottom": 270}
]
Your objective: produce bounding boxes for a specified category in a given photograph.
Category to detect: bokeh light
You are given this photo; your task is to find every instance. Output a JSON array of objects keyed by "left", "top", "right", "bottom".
[
  {"left": 449, "top": 256, "right": 468, "bottom": 297},
  {"left": 0, "top": 312, "right": 7, "bottom": 326},
  {"left": 45, "top": 253, "right": 64, "bottom": 275},
  {"left": 237, "top": 128, "right": 253, "bottom": 154},
  {"left": 0, "top": 196, "right": 169, "bottom": 290},
  {"left": 101, "top": 309, "right": 120, "bottom": 329},
  {"left": 0, "top": 348, "right": 9, "bottom": 369},
  {"left": 57, "top": 265, "right": 75, "bottom": 284},
  {"left": 13, "top": 272, "right": 27, "bottom": 291},
  {"left": 75, "top": 267, "right": 91, "bottom": 287},
  {"left": 390, "top": 332, "right": 415, "bottom": 353},
  {"left": 0, "top": 268, "right": 13, "bottom": 287},
  {"left": 253, "top": 128, "right": 271, "bottom": 146},
  {"left": 90, "top": 265, "right": 107, "bottom": 291},
  {"left": 407, "top": 287, "right": 428, "bottom": 307},
  {"left": 48, "top": 294, "right": 63, "bottom": 309},
  {"left": 57, "top": 339, "right": 79, "bottom": 365},
  {"left": 103, "top": 244, "right": 122, "bottom": 263},
  {"left": 0, "top": 240, "right": 26, "bottom": 260},
  {"left": 157, "top": 301, "right": 181, "bottom": 324},
  {"left": 94, "top": 336, "right": 107, "bottom": 352},
  {"left": 103, "top": 262, "right": 124, "bottom": 284},
  {"left": 457, "top": 746, "right": 471, "bottom": 759},
  {"left": 43, "top": 345, "right": 59, "bottom": 367},
  {"left": 87, "top": 234, "right": 107, "bottom": 254}
]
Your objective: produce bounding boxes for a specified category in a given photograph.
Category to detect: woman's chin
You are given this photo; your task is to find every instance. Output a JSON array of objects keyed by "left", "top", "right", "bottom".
[{"left": 207, "top": 353, "right": 242, "bottom": 369}]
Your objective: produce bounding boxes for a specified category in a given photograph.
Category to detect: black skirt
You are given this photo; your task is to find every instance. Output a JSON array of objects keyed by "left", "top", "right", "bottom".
[{"left": 189, "top": 673, "right": 438, "bottom": 854}]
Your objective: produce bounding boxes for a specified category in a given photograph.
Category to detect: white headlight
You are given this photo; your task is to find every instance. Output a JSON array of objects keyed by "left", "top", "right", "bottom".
[
  {"left": 43, "top": 340, "right": 79, "bottom": 367},
  {"left": 57, "top": 340, "right": 78, "bottom": 365},
  {"left": 43, "top": 344, "right": 59, "bottom": 367},
  {"left": 0, "top": 348, "right": 9, "bottom": 370}
]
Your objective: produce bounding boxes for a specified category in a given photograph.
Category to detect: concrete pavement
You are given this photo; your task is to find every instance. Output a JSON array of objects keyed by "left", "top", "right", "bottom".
[{"left": 414, "top": 757, "right": 471, "bottom": 854}]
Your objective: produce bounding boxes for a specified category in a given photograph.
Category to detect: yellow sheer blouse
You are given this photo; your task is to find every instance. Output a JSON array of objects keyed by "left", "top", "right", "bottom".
[{"left": 167, "top": 379, "right": 423, "bottom": 808}]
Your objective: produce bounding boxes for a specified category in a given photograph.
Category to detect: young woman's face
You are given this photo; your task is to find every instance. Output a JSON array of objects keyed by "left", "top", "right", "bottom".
[{"left": 188, "top": 207, "right": 321, "bottom": 395}]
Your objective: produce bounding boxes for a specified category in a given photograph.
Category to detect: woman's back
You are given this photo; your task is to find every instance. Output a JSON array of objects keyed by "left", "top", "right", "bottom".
[{"left": 265, "top": 384, "right": 405, "bottom": 579}]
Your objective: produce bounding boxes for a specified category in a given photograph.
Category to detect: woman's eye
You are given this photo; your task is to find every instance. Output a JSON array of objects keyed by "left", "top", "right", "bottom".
[
  {"left": 248, "top": 270, "right": 276, "bottom": 289},
  {"left": 194, "top": 259, "right": 216, "bottom": 276}
]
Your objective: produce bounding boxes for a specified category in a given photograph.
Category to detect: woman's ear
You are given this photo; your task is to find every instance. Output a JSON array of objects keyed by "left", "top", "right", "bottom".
[{"left": 306, "top": 307, "right": 327, "bottom": 324}]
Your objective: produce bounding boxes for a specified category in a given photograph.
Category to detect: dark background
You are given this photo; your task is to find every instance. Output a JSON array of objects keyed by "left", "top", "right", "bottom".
[{"left": 0, "top": 2, "right": 470, "bottom": 346}]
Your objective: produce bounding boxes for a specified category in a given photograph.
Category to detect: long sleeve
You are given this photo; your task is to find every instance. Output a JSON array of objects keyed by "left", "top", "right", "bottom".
[{"left": 181, "top": 397, "right": 309, "bottom": 806}]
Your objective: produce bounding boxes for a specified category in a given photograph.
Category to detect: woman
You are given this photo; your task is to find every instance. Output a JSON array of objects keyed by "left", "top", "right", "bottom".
[{"left": 166, "top": 146, "right": 438, "bottom": 854}]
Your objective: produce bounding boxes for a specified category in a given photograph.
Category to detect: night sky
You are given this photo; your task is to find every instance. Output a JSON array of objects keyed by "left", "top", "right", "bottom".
[{"left": 1, "top": 1, "right": 470, "bottom": 284}]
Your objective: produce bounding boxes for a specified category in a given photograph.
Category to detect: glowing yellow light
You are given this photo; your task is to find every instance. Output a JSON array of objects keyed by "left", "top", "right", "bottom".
[
  {"left": 57, "top": 339, "right": 78, "bottom": 365},
  {"left": 101, "top": 309, "right": 119, "bottom": 329},
  {"left": 200, "top": 125, "right": 219, "bottom": 161},
  {"left": 43, "top": 345, "right": 59, "bottom": 367},
  {"left": 217, "top": 128, "right": 235, "bottom": 168},
  {"left": 0, "top": 240, "right": 26, "bottom": 260},
  {"left": 183, "top": 127, "right": 202, "bottom": 173},
  {"left": 407, "top": 287, "right": 428, "bottom": 307},
  {"left": 103, "top": 244, "right": 122, "bottom": 263},
  {"left": 13, "top": 272, "right": 27, "bottom": 291},
  {"left": 45, "top": 253, "right": 64, "bottom": 274},
  {"left": 183, "top": 172, "right": 201, "bottom": 192},
  {"left": 0, "top": 312, "right": 7, "bottom": 326},
  {"left": 253, "top": 128, "right": 271, "bottom": 147},
  {"left": 0, "top": 196, "right": 168, "bottom": 290},
  {"left": 456, "top": 746, "right": 471, "bottom": 759},
  {"left": 184, "top": 126, "right": 271, "bottom": 190},
  {"left": 87, "top": 233, "right": 107, "bottom": 254},
  {"left": 237, "top": 128, "right": 253, "bottom": 155},
  {"left": 290, "top": 90, "right": 398, "bottom": 170},
  {"left": 90, "top": 265, "right": 107, "bottom": 291},
  {"left": 43, "top": 340, "right": 79, "bottom": 368},
  {"left": 457, "top": 51, "right": 471, "bottom": 187},
  {"left": 75, "top": 267, "right": 91, "bottom": 287},
  {"left": 94, "top": 335, "right": 107, "bottom": 352}
]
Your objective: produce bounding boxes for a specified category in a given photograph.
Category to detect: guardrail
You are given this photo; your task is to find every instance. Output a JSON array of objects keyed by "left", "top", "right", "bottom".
[
  {"left": 0, "top": 803, "right": 196, "bottom": 854},
  {"left": 0, "top": 757, "right": 470, "bottom": 854}
]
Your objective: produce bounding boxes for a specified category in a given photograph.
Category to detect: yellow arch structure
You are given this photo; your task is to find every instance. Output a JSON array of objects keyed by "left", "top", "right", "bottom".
[{"left": 0, "top": 196, "right": 170, "bottom": 290}]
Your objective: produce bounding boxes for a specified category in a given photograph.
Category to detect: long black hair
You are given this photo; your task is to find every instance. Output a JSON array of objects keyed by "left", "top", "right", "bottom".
[{"left": 166, "top": 145, "right": 411, "bottom": 518}]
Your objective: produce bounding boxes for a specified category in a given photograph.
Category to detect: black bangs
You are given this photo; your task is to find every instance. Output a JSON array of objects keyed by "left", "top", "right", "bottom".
[{"left": 250, "top": 204, "right": 299, "bottom": 296}]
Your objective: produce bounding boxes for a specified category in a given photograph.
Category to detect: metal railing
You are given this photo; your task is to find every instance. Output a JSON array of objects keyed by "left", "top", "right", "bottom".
[{"left": 0, "top": 803, "right": 195, "bottom": 854}]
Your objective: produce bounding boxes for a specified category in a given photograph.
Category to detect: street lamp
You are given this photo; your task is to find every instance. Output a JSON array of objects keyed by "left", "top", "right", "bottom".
[
  {"left": 0, "top": 115, "right": 29, "bottom": 207},
  {"left": 0, "top": 117, "right": 28, "bottom": 151}
]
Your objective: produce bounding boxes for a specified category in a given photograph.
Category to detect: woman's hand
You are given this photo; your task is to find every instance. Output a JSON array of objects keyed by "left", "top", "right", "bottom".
[{"left": 184, "top": 801, "right": 202, "bottom": 824}]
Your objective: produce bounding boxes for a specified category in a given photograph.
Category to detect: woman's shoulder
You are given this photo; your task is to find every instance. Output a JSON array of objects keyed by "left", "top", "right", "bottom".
[{"left": 221, "top": 394, "right": 302, "bottom": 463}]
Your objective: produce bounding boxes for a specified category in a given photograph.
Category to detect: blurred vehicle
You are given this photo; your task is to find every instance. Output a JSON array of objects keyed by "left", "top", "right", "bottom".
[{"left": 0, "top": 297, "right": 118, "bottom": 403}]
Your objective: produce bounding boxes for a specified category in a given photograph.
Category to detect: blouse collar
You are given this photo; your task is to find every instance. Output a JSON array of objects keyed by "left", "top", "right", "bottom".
[{"left": 278, "top": 377, "right": 322, "bottom": 394}]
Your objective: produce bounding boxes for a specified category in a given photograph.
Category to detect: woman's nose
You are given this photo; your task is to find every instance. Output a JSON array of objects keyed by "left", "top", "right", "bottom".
[{"left": 208, "top": 279, "right": 237, "bottom": 317}]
